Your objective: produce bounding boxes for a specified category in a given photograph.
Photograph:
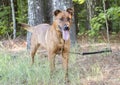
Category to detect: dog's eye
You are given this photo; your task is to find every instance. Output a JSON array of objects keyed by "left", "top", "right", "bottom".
[
  {"left": 67, "top": 17, "right": 71, "bottom": 21},
  {"left": 60, "top": 17, "right": 64, "bottom": 21}
]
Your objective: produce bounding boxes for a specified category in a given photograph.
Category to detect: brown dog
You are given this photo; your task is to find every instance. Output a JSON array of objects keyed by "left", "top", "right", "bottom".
[{"left": 20, "top": 8, "right": 74, "bottom": 82}]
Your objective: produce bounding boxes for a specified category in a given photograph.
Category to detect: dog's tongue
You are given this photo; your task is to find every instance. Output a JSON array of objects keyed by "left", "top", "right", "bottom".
[{"left": 62, "top": 30, "right": 70, "bottom": 41}]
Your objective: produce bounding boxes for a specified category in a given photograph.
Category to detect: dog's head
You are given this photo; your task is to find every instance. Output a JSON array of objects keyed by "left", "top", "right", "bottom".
[{"left": 54, "top": 8, "right": 74, "bottom": 41}]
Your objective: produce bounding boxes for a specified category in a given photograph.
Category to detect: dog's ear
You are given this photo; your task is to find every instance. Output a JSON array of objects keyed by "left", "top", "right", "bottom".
[
  {"left": 54, "top": 9, "right": 61, "bottom": 16},
  {"left": 66, "top": 8, "right": 74, "bottom": 16}
]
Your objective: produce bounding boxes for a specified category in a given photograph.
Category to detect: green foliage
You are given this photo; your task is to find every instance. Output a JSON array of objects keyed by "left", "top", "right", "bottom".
[
  {"left": 0, "top": 1, "right": 28, "bottom": 38},
  {"left": 73, "top": 0, "right": 85, "bottom": 4},
  {"left": 107, "top": 7, "right": 120, "bottom": 32},
  {"left": 88, "top": 12, "right": 105, "bottom": 37},
  {"left": 0, "top": 0, "right": 120, "bottom": 39},
  {"left": 0, "top": 7, "right": 10, "bottom": 17},
  {"left": 73, "top": 0, "right": 120, "bottom": 38},
  {"left": 107, "top": 7, "right": 120, "bottom": 21},
  {"left": 88, "top": 6, "right": 120, "bottom": 37},
  {"left": 16, "top": 0, "right": 28, "bottom": 36},
  {"left": 73, "top": 0, "right": 87, "bottom": 35},
  {"left": 16, "top": 0, "right": 28, "bottom": 23},
  {"left": 0, "top": 6, "right": 12, "bottom": 38}
]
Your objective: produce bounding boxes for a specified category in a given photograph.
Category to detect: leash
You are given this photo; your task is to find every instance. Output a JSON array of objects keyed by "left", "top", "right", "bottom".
[{"left": 69, "top": 48, "right": 112, "bottom": 55}]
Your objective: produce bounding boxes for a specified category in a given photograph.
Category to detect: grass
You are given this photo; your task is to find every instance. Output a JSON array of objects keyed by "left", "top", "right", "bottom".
[
  {"left": 0, "top": 52, "right": 50, "bottom": 85},
  {"left": 0, "top": 51, "right": 67, "bottom": 85},
  {"left": 0, "top": 50, "right": 80, "bottom": 85},
  {"left": 0, "top": 45, "right": 119, "bottom": 85},
  {"left": 0, "top": 50, "right": 104, "bottom": 85}
]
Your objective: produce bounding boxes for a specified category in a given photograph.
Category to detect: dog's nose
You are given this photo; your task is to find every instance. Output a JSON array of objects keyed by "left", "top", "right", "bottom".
[{"left": 64, "top": 26, "right": 69, "bottom": 31}]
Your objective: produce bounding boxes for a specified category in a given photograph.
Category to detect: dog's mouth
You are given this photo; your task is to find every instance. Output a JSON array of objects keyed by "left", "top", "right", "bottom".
[
  {"left": 58, "top": 25, "right": 70, "bottom": 41},
  {"left": 62, "top": 29, "right": 70, "bottom": 41}
]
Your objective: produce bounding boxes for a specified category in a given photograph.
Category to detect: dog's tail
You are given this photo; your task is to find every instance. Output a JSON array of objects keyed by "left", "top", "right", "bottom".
[{"left": 19, "top": 23, "right": 33, "bottom": 32}]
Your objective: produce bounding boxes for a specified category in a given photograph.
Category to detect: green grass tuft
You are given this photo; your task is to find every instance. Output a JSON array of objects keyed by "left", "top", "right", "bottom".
[{"left": 0, "top": 48, "right": 105, "bottom": 85}]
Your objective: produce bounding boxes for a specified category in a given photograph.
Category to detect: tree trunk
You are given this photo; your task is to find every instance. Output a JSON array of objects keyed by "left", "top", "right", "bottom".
[
  {"left": 105, "top": 0, "right": 112, "bottom": 31},
  {"left": 46, "top": 0, "right": 53, "bottom": 24},
  {"left": 86, "top": 0, "right": 96, "bottom": 30},
  {"left": 10, "top": 0, "right": 16, "bottom": 39},
  {"left": 27, "top": 0, "right": 44, "bottom": 49},
  {"left": 52, "top": 0, "right": 76, "bottom": 44}
]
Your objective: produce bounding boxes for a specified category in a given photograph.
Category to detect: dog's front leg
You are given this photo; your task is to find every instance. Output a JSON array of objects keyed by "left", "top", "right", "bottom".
[
  {"left": 62, "top": 52, "right": 69, "bottom": 82},
  {"left": 48, "top": 52, "right": 56, "bottom": 75}
]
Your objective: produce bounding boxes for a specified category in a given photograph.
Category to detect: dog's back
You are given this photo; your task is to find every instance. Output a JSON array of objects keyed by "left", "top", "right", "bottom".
[
  {"left": 32, "top": 24, "right": 51, "bottom": 48},
  {"left": 20, "top": 23, "right": 51, "bottom": 49}
]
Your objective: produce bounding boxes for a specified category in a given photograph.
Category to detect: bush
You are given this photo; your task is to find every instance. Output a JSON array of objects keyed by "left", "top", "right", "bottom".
[
  {"left": 0, "top": 6, "right": 12, "bottom": 38},
  {"left": 88, "top": 7, "right": 120, "bottom": 37}
]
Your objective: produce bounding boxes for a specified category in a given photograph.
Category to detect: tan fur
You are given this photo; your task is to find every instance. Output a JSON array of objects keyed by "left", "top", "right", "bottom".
[
  {"left": 21, "top": 8, "right": 74, "bottom": 82},
  {"left": 19, "top": 23, "right": 33, "bottom": 32}
]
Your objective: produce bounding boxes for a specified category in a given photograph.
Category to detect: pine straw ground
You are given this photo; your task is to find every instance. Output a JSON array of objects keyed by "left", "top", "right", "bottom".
[{"left": 0, "top": 36, "right": 120, "bottom": 85}]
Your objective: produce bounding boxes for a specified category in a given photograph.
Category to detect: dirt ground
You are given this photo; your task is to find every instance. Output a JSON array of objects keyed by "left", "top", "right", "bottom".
[{"left": 0, "top": 36, "right": 120, "bottom": 85}]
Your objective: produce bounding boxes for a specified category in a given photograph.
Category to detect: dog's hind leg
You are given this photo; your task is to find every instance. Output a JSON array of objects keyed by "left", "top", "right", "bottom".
[{"left": 30, "top": 44, "right": 40, "bottom": 64}]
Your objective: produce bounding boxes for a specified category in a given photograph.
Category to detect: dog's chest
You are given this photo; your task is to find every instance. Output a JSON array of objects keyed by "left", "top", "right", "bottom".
[
  {"left": 55, "top": 39, "right": 65, "bottom": 54},
  {"left": 46, "top": 28, "right": 68, "bottom": 54}
]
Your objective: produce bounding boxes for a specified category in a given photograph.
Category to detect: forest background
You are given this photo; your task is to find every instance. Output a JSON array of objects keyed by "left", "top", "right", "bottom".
[{"left": 0, "top": 0, "right": 120, "bottom": 41}]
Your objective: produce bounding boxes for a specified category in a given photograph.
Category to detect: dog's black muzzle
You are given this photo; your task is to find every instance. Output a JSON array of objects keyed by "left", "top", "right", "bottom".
[
  {"left": 63, "top": 25, "right": 69, "bottom": 31},
  {"left": 64, "top": 26, "right": 69, "bottom": 31},
  {"left": 58, "top": 25, "right": 69, "bottom": 32}
]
